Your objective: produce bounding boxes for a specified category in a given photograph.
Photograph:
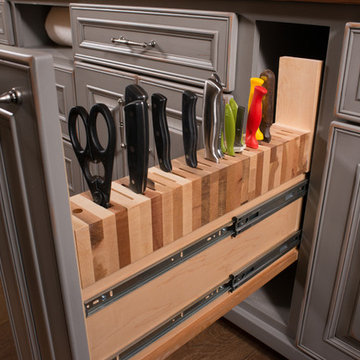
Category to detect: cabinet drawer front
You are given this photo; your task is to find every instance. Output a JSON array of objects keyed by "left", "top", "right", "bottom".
[
  {"left": 0, "top": 0, "right": 14, "bottom": 45},
  {"left": 55, "top": 66, "right": 76, "bottom": 140},
  {"left": 71, "top": 5, "right": 238, "bottom": 91},
  {"left": 336, "top": 23, "right": 360, "bottom": 122},
  {"left": 138, "top": 76, "right": 204, "bottom": 159}
]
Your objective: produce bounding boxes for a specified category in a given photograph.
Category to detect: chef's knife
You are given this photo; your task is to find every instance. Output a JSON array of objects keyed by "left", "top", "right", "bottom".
[
  {"left": 182, "top": 90, "right": 198, "bottom": 168},
  {"left": 259, "top": 69, "right": 276, "bottom": 143},
  {"left": 151, "top": 93, "right": 172, "bottom": 172},
  {"left": 202, "top": 74, "right": 224, "bottom": 163},
  {"left": 124, "top": 84, "right": 149, "bottom": 194}
]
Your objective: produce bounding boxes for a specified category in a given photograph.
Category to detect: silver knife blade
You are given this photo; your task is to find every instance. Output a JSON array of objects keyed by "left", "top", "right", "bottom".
[{"left": 202, "top": 75, "right": 223, "bottom": 163}]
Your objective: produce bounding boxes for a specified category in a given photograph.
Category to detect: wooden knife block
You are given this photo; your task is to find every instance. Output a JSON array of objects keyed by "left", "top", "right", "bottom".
[{"left": 70, "top": 124, "right": 311, "bottom": 289}]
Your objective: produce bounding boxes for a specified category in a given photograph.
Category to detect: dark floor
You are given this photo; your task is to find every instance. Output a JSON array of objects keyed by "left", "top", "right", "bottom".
[{"left": 166, "top": 318, "right": 286, "bottom": 360}]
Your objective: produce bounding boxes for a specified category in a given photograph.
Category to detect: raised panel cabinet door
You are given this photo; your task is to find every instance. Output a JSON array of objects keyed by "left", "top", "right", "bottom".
[
  {"left": 74, "top": 62, "right": 139, "bottom": 180},
  {"left": 0, "top": 45, "right": 88, "bottom": 359},
  {"left": 0, "top": 0, "right": 14, "bottom": 45},
  {"left": 63, "top": 139, "right": 84, "bottom": 195},
  {"left": 336, "top": 23, "right": 360, "bottom": 122},
  {"left": 54, "top": 64, "right": 76, "bottom": 141},
  {"left": 298, "top": 122, "right": 360, "bottom": 360}
]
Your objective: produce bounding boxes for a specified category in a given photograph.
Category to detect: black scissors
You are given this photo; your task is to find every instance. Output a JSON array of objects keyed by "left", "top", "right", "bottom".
[{"left": 68, "top": 103, "right": 116, "bottom": 208}]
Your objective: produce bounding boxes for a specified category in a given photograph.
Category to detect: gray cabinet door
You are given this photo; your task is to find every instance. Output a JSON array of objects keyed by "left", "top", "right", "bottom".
[
  {"left": 63, "top": 139, "right": 84, "bottom": 195},
  {"left": 54, "top": 65, "right": 76, "bottom": 141},
  {"left": 298, "top": 122, "right": 360, "bottom": 360},
  {"left": 0, "top": 0, "right": 14, "bottom": 45},
  {"left": 336, "top": 23, "right": 360, "bottom": 122},
  {"left": 0, "top": 46, "right": 88, "bottom": 359},
  {"left": 74, "top": 61, "right": 140, "bottom": 180}
]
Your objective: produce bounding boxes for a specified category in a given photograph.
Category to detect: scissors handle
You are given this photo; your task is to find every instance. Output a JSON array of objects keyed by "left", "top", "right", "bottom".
[{"left": 68, "top": 104, "right": 116, "bottom": 208}]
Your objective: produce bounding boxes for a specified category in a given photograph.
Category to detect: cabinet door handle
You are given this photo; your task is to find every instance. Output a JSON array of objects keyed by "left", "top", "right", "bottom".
[
  {"left": 111, "top": 36, "right": 157, "bottom": 48},
  {"left": 0, "top": 88, "right": 22, "bottom": 104}
]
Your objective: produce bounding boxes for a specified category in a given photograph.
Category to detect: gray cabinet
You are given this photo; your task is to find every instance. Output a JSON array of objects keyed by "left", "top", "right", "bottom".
[
  {"left": 0, "top": 0, "right": 14, "bottom": 45},
  {"left": 298, "top": 122, "right": 360, "bottom": 360},
  {"left": 63, "top": 139, "right": 84, "bottom": 196},
  {"left": 138, "top": 75, "right": 204, "bottom": 160},
  {"left": 336, "top": 23, "right": 360, "bottom": 122},
  {"left": 74, "top": 61, "right": 140, "bottom": 180}
]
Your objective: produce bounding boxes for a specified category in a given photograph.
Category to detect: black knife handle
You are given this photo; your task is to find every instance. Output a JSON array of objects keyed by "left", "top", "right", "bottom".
[
  {"left": 182, "top": 90, "right": 198, "bottom": 168},
  {"left": 124, "top": 99, "right": 149, "bottom": 194},
  {"left": 125, "top": 84, "right": 148, "bottom": 103},
  {"left": 151, "top": 93, "right": 172, "bottom": 172}
]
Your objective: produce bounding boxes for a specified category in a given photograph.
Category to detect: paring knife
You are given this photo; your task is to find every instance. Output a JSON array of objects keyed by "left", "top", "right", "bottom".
[
  {"left": 202, "top": 73, "right": 224, "bottom": 163},
  {"left": 124, "top": 84, "right": 149, "bottom": 194},
  {"left": 152, "top": 93, "right": 172, "bottom": 172},
  {"left": 259, "top": 69, "right": 276, "bottom": 143},
  {"left": 182, "top": 90, "right": 198, "bottom": 168}
]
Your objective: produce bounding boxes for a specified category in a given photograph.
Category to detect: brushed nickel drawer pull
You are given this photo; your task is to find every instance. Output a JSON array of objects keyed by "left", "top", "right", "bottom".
[
  {"left": 111, "top": 36, "right": 157, "bottom": 48},
  {"left": 0, "top": 88, "right": 22, "bottom": 104}
]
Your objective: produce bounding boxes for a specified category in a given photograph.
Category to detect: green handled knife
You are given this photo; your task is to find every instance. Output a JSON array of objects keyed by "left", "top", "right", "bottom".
[{"left": 225, "top": 103, "right": 235, "bottom": 156}]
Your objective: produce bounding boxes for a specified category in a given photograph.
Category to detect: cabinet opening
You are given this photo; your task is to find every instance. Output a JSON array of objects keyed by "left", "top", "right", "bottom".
[
  {"left": 255, "top": 21, "right": 330, "bottom": 80},
  {"left": 13, "top": 4, "right": 72, "bottom": 60}
]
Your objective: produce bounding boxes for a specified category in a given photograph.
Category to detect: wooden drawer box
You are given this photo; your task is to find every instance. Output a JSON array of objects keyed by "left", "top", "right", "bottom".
[
  {"left": 336, "top": 23, "right": 360, "bottom": 122},
  {"left": 70, "top": 5, "right": 238, "bottom": 91},
  {"left": 70, "top": 125, "right": 310, "bottom": 359}
]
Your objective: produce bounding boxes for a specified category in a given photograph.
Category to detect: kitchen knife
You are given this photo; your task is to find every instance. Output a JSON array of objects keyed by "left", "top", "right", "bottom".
[
  {"left": 247, "top": 77, "right": 264, "bottom": 141},
  {"left": 152, "top": 93, "right": 172, "bottom": 172},
  {"left": 246, "top": 86, "right": 267, "bottom": 149},
  {"left": 225, "top": 103, "right": 235, "bottom": 156},
  {"left": 202, "top": 74, "right": 224, "bottom": 163},
  {"left": 182, "top": 90, "right": 198, "bottom": 168},
  {"left": 259, "top": 69, "right": 276, "bottom": 143},
  {"left": 234, "top": 105, "right": 245, "bottom": 152},
  {"left": 124, "top": 84, "right": 149, "bottom": 194}
]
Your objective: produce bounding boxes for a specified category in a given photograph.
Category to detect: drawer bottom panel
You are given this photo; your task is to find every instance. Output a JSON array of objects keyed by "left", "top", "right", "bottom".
[{"left": 85, "top": 198, "right": 303, "bottom": 359}]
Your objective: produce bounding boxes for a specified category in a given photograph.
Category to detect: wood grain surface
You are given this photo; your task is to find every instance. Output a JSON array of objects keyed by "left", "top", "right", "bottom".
[
  {"left": 85, "top": 200, "right": 302, "bottom": 359},
  {"left": 71, "top": 124, "right": 310, "bottom": 288}
]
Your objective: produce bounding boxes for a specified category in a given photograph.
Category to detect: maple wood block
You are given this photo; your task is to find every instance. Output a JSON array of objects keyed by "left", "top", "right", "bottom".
[
  {"left": 70, "top": 195, "right": 119, "bottom": 282},
  {"left": 70, "top": 125, "right": 311, "bottom": 289},
  {"left": 111, "top": 182, "right": 153, "bottom": 265},
  {"left": 275, "top": 56, "right": 322, "bottom": 147},
  {"left": 172, "top": 160, "right": 203, "bottom": 231}
]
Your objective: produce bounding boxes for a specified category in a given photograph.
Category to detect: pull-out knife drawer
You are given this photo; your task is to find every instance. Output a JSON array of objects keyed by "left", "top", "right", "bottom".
[
  {"left": 80, "top": 177, "right": 305, "bottom": 360},
  {"left": 70, "top": 5, "right": 238, "bottom": 91}
]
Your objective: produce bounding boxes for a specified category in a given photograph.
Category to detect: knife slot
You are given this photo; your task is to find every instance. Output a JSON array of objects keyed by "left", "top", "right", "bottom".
[
  {"left": 178, "top": 166, "right": 202, "bottom": 174},
  {"left": 148, "top": 176, "right": 167, "bottom": 187},
  {"left": 171, "top": 171, "right": 186, "bottom": 179},
  {"left": 112, "top": 186, "right": 135, "bottom": 201},
  {"left": 197, "top": 161, "right": 212, "bottom": 168},
  {"left": 151, "top": 173, "right": 177, "bottom": 183}
]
